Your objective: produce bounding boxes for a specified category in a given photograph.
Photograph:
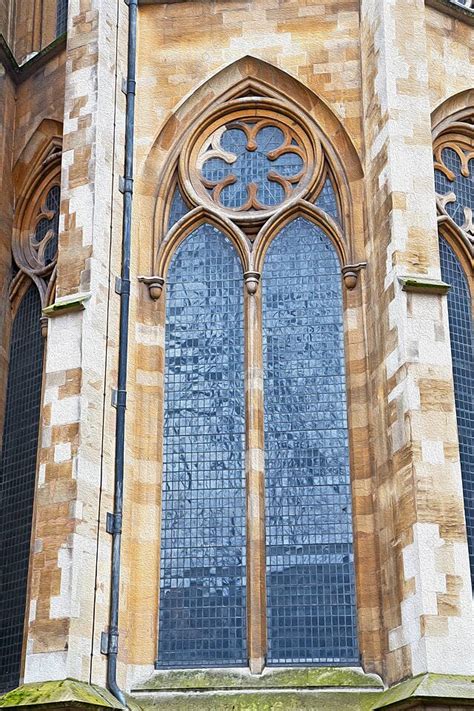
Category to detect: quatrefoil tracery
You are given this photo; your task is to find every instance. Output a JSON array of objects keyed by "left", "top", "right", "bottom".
[
  {"left": 197, "top": 119, "right": 306, "bottom": 212},
  {"left": 181, "top": 100, "right": 322, "bottom": 227}
]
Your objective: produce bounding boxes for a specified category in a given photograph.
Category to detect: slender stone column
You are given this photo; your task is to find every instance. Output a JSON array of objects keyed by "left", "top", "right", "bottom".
[
  {"left": 245, "top": 282, "right": 267, "bottom": 674},
  {"left": 360, "top": 0, "right": 473, "bottom": 684},
  {"left": 24, "top": 0, "right": 127, "bottom": 687}
]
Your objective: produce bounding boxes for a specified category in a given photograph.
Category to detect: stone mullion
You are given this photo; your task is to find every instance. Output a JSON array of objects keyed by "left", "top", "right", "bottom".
[{"left": 244, "top": 283, "right": 267, "bottom": 674}]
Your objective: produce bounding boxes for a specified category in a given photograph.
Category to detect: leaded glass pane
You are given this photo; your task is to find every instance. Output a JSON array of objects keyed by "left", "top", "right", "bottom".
[
  {"left": 158, "top": 224, "right": 247, "bottom": 667},
  {"left": 167, "top": 185, "right": 189, "bottom": 232},
  {"left": 262, "top": 217, "right": 358, "bottom": 666},
  {"left": 0, "top": 287, "right": 44, "bottom": 693},
  {"left": 56, "top": 0, "right": 68, "bottom": 35},
  {"left": 434, "top": 148, "right": 474, "bottom": 230},
  {"left": 439, "top": 237, "right": 474, "bottom": 582},
  {"left": 315, "top": 176, "right": 340, "bottom": 224}
]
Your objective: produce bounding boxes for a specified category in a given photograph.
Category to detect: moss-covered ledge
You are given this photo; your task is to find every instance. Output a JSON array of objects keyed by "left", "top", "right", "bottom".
[
  {"left": 373, "top": 673, "right": 474, "bottom": 709},
  {"left": 0, "top": 679, "right": 126, "bottom": 710},
  {"left": 133, "top": 666, "right": 384, "bottom": 692}
]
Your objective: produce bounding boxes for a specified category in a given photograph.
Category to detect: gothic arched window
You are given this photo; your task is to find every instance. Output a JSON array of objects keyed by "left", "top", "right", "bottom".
[
  {"left": 434, "top": 116, "right": 474, "bottom": 582},
  {"left": 150, "top": 98, "right": 361, "bottom": 670},
  {"left": 0, "top": 176, "right": 60, "bottom": 693}
]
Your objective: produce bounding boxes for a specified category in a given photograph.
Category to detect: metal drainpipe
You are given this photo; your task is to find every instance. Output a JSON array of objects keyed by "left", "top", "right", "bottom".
[{"left": 104, "top": 0, "right": 137, "bottom": 706}]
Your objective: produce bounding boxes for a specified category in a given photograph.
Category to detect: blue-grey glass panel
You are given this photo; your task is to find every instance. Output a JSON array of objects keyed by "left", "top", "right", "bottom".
[
  {"left": 34, "top": 186, "right": 60, "bottom": 266},
  {"left": 434, "top": 148, "right": 474, "bottom": 229},
  {"left": 0, "top": 287, "right": 44, "bottom": 693},
  {"left": 262, "top": 217, "right": 358, "bottom": 666},
  {"left": 315, "top": 176, "right": 340, "bottom": 224},
  {"left": 439, "top": 237, "right": 474, "bottom": 582},
  {"left": 56, "top": 0, "right": 68, "bottom": 35},
  {"left": 158, "top": 224, "right": 246, "bottom": 667},
  {"left": 167, "top": 185, "right": 189, "bottom": 232},
  {"left": 200, "top": 124, "right": 302, "bottom": 209}
]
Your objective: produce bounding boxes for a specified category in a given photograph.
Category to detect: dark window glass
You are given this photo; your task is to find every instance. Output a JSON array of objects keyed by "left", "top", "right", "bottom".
[
  {"left": 262, "top": 217, "right": 358, "bottom": 666},
  {"left": 439, "top": 237, "right": 474, "bottom": 582},
  {"left": 315, "top": 176, "right": 340, "bottom": 224},
  {"left": 167, "top": 185, "right": 189, "bottom": 232},
  {"left": 0, "top": 287, "right": 44, "bottom": 693},
  {"left": 158, "top": 224, "right": 247, "bottom": 667},
  {"left": 36, "top": 185, "right": 60, "bottom": 266},
  {"left": 56, "top": 0, "right": 68, "bottom": 36},
  {"left": 434, "top": 147, "right": 474, "bottom": 230}
]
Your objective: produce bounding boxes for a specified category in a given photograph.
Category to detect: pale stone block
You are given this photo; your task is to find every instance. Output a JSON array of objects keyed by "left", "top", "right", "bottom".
[
  {"left": 421, "top": 439, "right": 445, "bottom": 465},
  {"left": 54, "top": 442, "right": 72, "bottom": 463},
  {"left": 51, "top": 395, "right": 80, "bottom": 425}
]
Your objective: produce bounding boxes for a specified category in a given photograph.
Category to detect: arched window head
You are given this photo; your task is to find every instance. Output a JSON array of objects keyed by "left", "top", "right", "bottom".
[
  {"left": 152, "top": 93, "right": 361, "bottom": 672},
  {"left": 434, "top": 113, "right": 474, "bottom": 584}
]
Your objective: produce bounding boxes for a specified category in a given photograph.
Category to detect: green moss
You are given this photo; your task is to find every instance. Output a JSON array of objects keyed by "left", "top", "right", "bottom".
[
  {"left": 373, "top": 673, "right": 474, "bottom": 709},
  {"left": 0, "top": 679, "right": 125, "bottom": 709},
  {"left": 135, "top": 667, "right": 383, "bottom": 692},
  {"left": 133, "top": 690, "right": 380, "bottom": 710}
]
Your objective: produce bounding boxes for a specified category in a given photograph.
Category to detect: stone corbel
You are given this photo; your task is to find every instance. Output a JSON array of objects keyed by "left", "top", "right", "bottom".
[
  {"left": 244, "top": 271, "right": 260, "bottom": 295},
  {"left": 138, "top": 275, "right": 165, "bottom": 300},
  {"left": 342, "top": 262, "right": 367, "bottom": 290},
  {"left": 398, "top": 275, "right": 451, "bottom": 296}
]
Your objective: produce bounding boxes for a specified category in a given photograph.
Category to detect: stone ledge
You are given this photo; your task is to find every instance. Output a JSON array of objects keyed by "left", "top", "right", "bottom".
[
  {"left": 43, "top": 292, "right": 91, "bottom": 318},
  {"left": 133, "top": 667, "right": 384, "bottom": 692},
  {"left": 373, "top": 673, "right": 474, "bottom": 709},
  {"left": 398, "top": 276, "right": 451, "bottom": 296},
  {"left": 0, "top": 679, "right": 126, "bottom": 710}
]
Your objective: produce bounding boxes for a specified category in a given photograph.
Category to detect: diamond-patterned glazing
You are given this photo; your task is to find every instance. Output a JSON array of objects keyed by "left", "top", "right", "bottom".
[
  {"left": 0, "top": 287, "right": 44, "bottom": 693},
  {"left": 262, "top": 217, "right": 358, "bottom": 666},
  {"left": 439, "top": 237, "right": 474, "bottom": 582},
  {"left": 157, "top": 224, "right": 247, "bottom": 667}
]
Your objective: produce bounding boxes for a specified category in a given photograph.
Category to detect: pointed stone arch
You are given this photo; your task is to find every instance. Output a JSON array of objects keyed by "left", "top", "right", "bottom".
[{"left": 137, "top": 56, "right": 365, "bottom": 276}]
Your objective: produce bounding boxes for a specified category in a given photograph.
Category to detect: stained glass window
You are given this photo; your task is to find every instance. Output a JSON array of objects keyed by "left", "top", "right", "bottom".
[
  {"left": 439, "top": 238, "right": 474, "bottom": 581},
  {"left": 198, "top": 120, "right": 306, "bottom": 212},
  {"left": 262, "top": 217, "right": 358, "bottom": 665},
  {"left": 158, "top": 224, "right": 247, "bottom": 667},
  {"left": 167, "top": 185, "right": 189, "bottom": 231},
  {"left": 56, "top": 0, "right": 68, "bottom": 35},
  {"left": 315, "top": 176, "right": 340, "bottom": 224},
  {"left": 0, "top": 287, "right": 44, "bottom": 693}
]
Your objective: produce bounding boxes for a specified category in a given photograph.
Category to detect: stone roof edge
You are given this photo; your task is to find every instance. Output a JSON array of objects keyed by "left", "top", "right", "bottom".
[{"left": 0, "top": 33, "right": 66, "bottom": 86}]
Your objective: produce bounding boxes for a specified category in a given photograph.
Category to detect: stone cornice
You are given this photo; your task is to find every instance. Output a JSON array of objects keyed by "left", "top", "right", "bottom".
[{"left": 0, "top": 33, "right": 66, "bottom": 85}]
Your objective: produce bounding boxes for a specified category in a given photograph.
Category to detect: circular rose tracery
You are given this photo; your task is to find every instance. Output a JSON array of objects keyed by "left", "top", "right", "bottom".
[
  {"left": 181, "top": 102, "right": 319, "bottom": 225},
  {"left": 198, "top": 120, "right": 306, "bottom": 211}
]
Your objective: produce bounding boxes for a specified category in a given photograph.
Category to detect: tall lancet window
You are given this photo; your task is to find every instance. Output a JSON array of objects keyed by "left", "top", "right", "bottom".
[
  {"left": 158, "top": 225, "right": 247, "bottom": 667},
  {"left": 152, "top": 97, "right": 361, "bottom": 670},
  {"left": 263, "top": 218, "right": 358, "bottom": 665},
  {"left": 434, "top": 119, "right": 474, "bottom": 583},
  {"left": 0, "top": 178, "right": 60, "bottom": 693}
]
